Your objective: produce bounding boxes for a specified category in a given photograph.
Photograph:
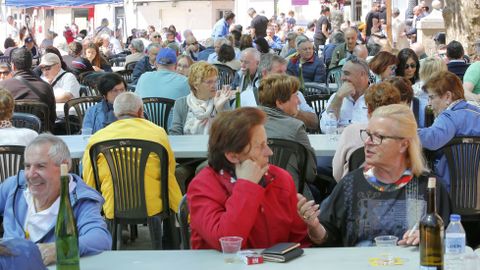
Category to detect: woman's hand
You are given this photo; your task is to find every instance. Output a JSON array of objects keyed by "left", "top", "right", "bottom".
[
  {"left": 398, "top": 229, "right": 420, "bottom": 246},
  {"left": 297, "top": 193, "right": 320, "bottom": 226},
  {"left": 214, "top": 87, "right": 235, "bottom": 112},
  {"left": 235, "top": 159, "right": 268, "bottom": 184}
]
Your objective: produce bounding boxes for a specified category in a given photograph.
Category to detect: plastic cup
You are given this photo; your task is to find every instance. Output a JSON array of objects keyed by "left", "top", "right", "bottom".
[
  {"left": 219, "top": 236, "right": 243, "bottom": 263},
  {"left": 374, "top": 235, "right": 398, "bottom": 265}
]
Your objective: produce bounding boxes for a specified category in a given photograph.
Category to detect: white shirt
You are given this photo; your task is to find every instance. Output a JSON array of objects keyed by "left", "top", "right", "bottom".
[
  {"left": 23, "top": 175, "right": 76, "bottom": 242},
  {"left": 0, "top": 127, "right": 38, "bottom": 146},
  {"left": 41, "top": 69, "right": 81, "bottom": 100},
  {"left": 320, "top": 93, "right": 368, "bottom": 133}
]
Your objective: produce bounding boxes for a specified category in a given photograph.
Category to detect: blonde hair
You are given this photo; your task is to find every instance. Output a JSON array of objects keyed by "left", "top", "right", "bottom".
[
  {"left": 0, "top": 88, "right": 14, "bottom": 120},
  {"left": 188, "top": 62, "right": 218, "bottom": 96},
  {"left": 419, "top": 57, "right": 447, "bottom": 82},
  {"left": 259, "top": 74, "right": 299, "bottom": 108},
  {"left": 371, "top": 104, "right": 427, "bottom": 176}
]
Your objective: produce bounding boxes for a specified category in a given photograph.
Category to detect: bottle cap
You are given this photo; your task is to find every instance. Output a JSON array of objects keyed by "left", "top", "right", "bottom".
[
  {"left": 427, "top": 177, "right": 436, "bottom": 188},
  {"left": 60, "top": 164, "right": 68, "bottom": 176},
  {"left": 450, "top": 214, "right": 461, "bottom": 222}
]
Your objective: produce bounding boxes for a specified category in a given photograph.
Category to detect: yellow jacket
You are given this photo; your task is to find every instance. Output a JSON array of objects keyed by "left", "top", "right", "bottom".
[{"left": 82, "top": 118, "right": 182, "bottom": 219}]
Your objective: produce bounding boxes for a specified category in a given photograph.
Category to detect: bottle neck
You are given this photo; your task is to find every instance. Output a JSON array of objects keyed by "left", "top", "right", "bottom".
[
  {"left": 427, "top": 186, "right": 436, "bottom": 214},
  {"left": 60, "top": 175, "right": 70, "bottom": 198}
]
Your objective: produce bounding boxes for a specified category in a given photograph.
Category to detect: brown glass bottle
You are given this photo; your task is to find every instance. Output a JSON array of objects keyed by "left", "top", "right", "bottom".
[{"left": 420, "top": 177, "right": 444, "bottom": 270}]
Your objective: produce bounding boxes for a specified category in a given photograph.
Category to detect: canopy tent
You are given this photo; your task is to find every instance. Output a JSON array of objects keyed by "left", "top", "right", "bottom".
[{"left": 5, "top": 0, "right": 123, "bottom": 8}]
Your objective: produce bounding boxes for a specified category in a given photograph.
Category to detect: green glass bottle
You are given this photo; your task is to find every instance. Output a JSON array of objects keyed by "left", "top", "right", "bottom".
[
  {"left": 235, "top": 88, "right": 241, "bottom": 108},
  {"left": 242, "top": 68, "right": 251, "bottom": 92},
  {"left": 298, "top": 62, "right": 305, "bottom": 94},
  {"left": 55, "top": 164, "right": 80, "bottom": 270},
  {"left": 420, "top": 177, "right": 444, "bottom": 270}
]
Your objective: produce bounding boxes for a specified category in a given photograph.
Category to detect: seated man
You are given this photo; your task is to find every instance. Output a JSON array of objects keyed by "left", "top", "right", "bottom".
[
  {"left": 287, "top": 36, "right": 326, "bottom": 84},
  {"left": 329, "top": 28, "right": 357, "bottom": 69},
  {"left": 125, "top": 39, "right": 145, "bottom": 67},
  {"left": 0, "top": 134, "right": 111, "bottom": 265},
  {"left": 39, "top": 53, "right": 80, "bottom": 104},
  {"left": 231, "top": 47, "right": 262, "bottom": 107},
  {"left": 320, "top": 57, "right": 370, "bottom": 132},
  {"left": 299, "top": 104, "right": 451, "bottom": 247},
  {"left": 131, "top": 43, "right": 161, "bottom": 85},
  {"left": 445, "top": 41, "right": 469, "bottom": 81},
  {"left": 82, "top": 92, "right": 182, "bottom": 221}
]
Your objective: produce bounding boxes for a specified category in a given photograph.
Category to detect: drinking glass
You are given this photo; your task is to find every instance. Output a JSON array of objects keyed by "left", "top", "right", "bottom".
[
  {"left": 374, "top": 235, "right": 398, "bottom": 265},
  {"left": 219, "top": 236, "right": 243, "bottom": 264}
]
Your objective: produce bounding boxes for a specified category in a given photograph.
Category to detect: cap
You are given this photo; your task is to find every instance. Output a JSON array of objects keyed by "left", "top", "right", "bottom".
[
  {"left": 156, "top": 48, "right": 177, "bottom": 65},
  {"left": 40, "top": 53, "right": 61, "bottom": 66},
  {"left": 25, "top": 37, "right": 34, "bottom": 43}
]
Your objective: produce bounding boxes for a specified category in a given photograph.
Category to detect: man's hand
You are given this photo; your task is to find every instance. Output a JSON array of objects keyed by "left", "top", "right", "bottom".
[
  {"left": 37, "top": 242, "right": 56, "bottom": 266},
  {"left": 336, "top": 81, "right": 356, "bottom": 99},
  {"left": 235, "top": 159, "right": 268, "bottom": 184},
  {"left": 398, "top": 229, "right": 420, "bottom": 246}
]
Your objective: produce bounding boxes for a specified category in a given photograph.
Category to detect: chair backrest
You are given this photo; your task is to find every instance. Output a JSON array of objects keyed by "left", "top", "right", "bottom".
[
  {"left": 267, "top": 138, "right": 308, "bottom": 193},
  {"left": 109, "top": 55, "right": 127, "bottom": 67},
  {"left": 14, "top": 99, "right": 51, "bottom": 132},
  {"left": 177, "top": 195, "right": 190, "bottom": 249},
  {"left": 125, "top": 61, "right": 137, "bottom": 71},
  {"left": 11, "top": 112, "right": 42, "bottom": 133},
  {"left": 304, "top": 82, "right": 330, "bottom": 97},
  {"left": 0, "top": 55, "right": 10, "bottom": 63},
  {"left": 115, "top": 70, "right": 133, "bottom": 84},
  {"left": 64, "top": 96, "right": 103, "bottom": 134},
  {"left": 89, "top": 139, "right": 170, "bottom": 220},
  {"left": 305, "top": 94, "right": 331, "bottom": 117},
  {"left": 213, "top": 64, "right": 235, "bottom": 90},
  {"left": 326, "top": 66, "right": 343, "bottom": 91},
  {"left": 348, "top": 147, "right": 365, "bottom": 172},
  {"left": 79, "top": 72, "right": 103, "bottom": 96},
  {"left": 142, "top": 97, "right": 175, "bottom": 131},
  {"left": 443, "top": 137, "right": 480, "bottom": 216},
  {"left": 0, "top": 145, "right": 25, "bottom": 183}
]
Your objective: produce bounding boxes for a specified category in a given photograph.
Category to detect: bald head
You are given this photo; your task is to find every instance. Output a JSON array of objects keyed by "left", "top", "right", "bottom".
[
  {"left": 345, "top": 28, "right": 357, "bottom": 51},
  {"left": 353, "top": 45, "right": 368, "bottom": 60}
]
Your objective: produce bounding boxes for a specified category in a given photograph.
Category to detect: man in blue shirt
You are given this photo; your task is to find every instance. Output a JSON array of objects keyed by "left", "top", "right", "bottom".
[{"left": 212, "top": 11, "right": 235, "bottom": 39}]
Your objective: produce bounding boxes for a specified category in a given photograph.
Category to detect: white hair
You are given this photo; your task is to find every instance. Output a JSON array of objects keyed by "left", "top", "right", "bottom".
[
  {"left": 26, "top": 133, "right": 72, "bottom": 170},
  {"left": 53, "top": 36, "right": 68, "bottom": 53},
  {"left": 242, "top": 47, "right": 261, "bottom": 62},
  {"left": 113, "top": 92, "right": 143, "bottom": 117}
]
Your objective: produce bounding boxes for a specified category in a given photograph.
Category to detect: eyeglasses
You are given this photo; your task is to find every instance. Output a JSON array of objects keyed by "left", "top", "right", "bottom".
[
  {"left": 41, "top": 64, "right": 57, "bottom": 71},
  {"left": 360, "top": 129, "right": 404, "bottom": 145},
  {"left": 427, "top": 94, "right": 438, "bottom": 100},
  {"left": 203, "top": 79, "right": 218, "bottom": 85},
  {"left": 405, "top": 63, "right": 417, "bottom": 69},
  {"left": 0, "top": 71, "right": 10, "bottom": 76},
  {"left": 153, "top": 35, "right": 161, "bottom": 38}
]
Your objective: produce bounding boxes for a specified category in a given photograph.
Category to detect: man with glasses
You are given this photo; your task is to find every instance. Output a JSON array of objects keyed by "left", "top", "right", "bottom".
[
  {"left": 0, "top": 48, "right": 57, "bottom": 129},
  {"left": 287, "top": 36, "right": 326, "bottom": 84},
  {"left": 184, "top": 36, "right": 205, "bottom": 61},
  {"left": 320, "top": 57, "right": 370, "bottom": 133},
  {"left": 0, "top": 63, "right": 12, "bottom": 81},
  {"left": 232, "top": 48, "right": 261, "bottom": 107},
  {"left": 135, "top": 48, "right": 190, "bottom": 102},
  {"left": 39, "top": 53, "right": 80, "bottom": 104}
]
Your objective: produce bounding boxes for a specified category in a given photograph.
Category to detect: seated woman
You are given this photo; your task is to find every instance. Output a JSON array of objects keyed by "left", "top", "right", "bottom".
[
  {"left": 176, "top": 55, "right": 193, "bottom": 77},
  {"left": 332, "top": 82, "right": 403, "bottom": 182},
  {"left": 418, "top": 71, "right": 480, "bottom": 191},
  {"left": 82, "top": 73, "right": 126, "bottom": 134},
  {"left": 214, "top": 44, "right": 240, "bottom": 71},
  {"left": 84, "top": 42, "right": 112, "bottom": 72},
  {"left": 258, "top": 74, "right": 317, "bottom": 198},
  {"left": 299, "top": 104, "right": 451, "bottom": 247},
  {"left": 368, "top": 51, "right": 398, "bottom": 83},
  {"left": 188, "top": 107, "right": 310, "bottom": 249},
  {"left": 0, "top": 89, "right": 38, "bottom": 145},
  {"left": 169, "top": 62, "right": 234, "bottom": 135}
]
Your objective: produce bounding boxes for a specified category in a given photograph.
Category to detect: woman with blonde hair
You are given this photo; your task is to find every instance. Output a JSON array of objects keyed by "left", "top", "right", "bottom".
[
  {"left": 169, "top": 62, "right": 235, "bottom": 135},
  {"left": 299, "top": 104, "right": 451, "bottom": 247}
]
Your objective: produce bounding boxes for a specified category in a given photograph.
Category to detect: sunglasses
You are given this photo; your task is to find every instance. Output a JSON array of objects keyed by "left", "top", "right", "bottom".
[
  {"left": 153, "top": 35, "right": 161, "bottom": 38},
  {"left": 405, "top": 63, "right": 417, "bottom": 69},
  {"left": 0, "top": 71, "right": 10, "bottom": 75}
]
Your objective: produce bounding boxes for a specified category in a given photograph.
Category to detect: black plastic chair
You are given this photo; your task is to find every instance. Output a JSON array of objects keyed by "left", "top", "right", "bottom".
[
  {"left": 348, "top": 147, "right": 365, "bottom": 172},
  {"left": 14, "top": 99, "right": 51, "bottom": 132},
  {"left": 0, "top": 55, "right": 10, "bottom": 63},
  {"left": 442, "top": 137, "right": 480, "bottom": 219},
  {"left": 213, "top": 64, "right": 235, "bottom": 90},
  {"left": 64, "top": 96, "right": 103, "bottom": 135},
  {"left": 326, "top": 66, "right": 343, "bottom": 92},
  {"left": 0, "top": 145, "right": 25, "bottom": 183},
  {"left": 177, "top": 195, "right": 190, "bottom": 250},
  {"left": 89, "top": 139, "right": 177, "bottom": 250},
  {"left": 11, "top": 112, "right": 42, "bottom": 133},
  {"left": 115, "top": 70, "right": 133, "bottom": 84},
  {"left": 304, "top": 82, "right": 330, "bottom": 97},
  {"left": 125, "top": 61, "right": 137, "bottom": 71},
  {"left": 142, "top": 97, "right": 175, "bottom": 132},
  {"left": 267, "top": 138, "right": 309, "bottom": 194}
]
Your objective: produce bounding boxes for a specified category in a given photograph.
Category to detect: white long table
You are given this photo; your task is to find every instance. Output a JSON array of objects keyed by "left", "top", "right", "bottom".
[
  {"left": 47, "top": 246, "right": 419, "bottom": 270},
  {"left": 59, "top": 134, "right": 338, "bottom": 159}
]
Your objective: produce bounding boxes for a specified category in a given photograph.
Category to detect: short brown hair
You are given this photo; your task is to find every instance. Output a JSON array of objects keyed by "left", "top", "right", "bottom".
[
  {"left": 208, "top": 107, "right": 266, "bottom": 172},
  {"left": 188, "top": 62, "right": 218, "bottom": 96},
  {"left": 368, "top": 51, "right": 398, "bottom": 75},
  {"left": 384, "top": 76, "right": 414, "bottom": 105},
  {"left": 364, "top": 82, "right": 401, "bottom": 113},
  {"left": 423, "top": 71, "right": 465, "bottom": 101},
  {"left": 0, "top": 88, "right": 14, "bottom": 121},
  {"left": 259, "top": 74, "right": 299, "bottom": 108}
]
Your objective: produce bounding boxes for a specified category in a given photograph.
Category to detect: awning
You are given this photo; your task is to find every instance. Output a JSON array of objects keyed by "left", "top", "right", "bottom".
[{"left": 5, "top": 0, "right": 123, "bottom": 8}]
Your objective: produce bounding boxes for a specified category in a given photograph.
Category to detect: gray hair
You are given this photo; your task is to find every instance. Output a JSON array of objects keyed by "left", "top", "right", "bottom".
[
  {"left": 204, "top": 37, "right": 214, "bottom": 48},
  {"left": 214, "top": 37, "right": 230, "bottom": 47},
  {"left": 331, "top": 31, "right": 345, "bottom": 44},
  {"left": 242, "top": 47, "right": 261, "bottom": 62},
  {"left": 130, "top": 39, "right": 145, "bottom": 53},
  {"left": 346, "top": 56, "right": 370, "bottom": 75},
  {"left": 259, "top": 53, "right": 287, "bottom": 73},
  {"left": 113, "top": 92, "right": 143, "bottom": 117},
  {"left": 146, "top": 42, "right": 162, "bottom": 53},
  {"left": 25, "top": 134, "right": 72, "bottom": 170},
  {"left": 295, "top": 35, "right": 310, "bottom": 48}
]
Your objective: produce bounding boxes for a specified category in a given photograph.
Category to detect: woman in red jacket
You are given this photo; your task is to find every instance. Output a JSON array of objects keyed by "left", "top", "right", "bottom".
[{"left": 187, "top": 107, "right": 310, "bottom": 250}]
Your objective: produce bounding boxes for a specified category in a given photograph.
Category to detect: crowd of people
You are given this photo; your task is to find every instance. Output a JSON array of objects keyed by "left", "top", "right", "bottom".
[{"left": 1, "top": 0, "right": 480, "bottom": 268}]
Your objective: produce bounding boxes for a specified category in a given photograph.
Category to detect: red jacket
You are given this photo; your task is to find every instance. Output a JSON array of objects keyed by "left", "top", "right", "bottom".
[{"left": 187, "top": 165, "right": 310, "bottom": 250}]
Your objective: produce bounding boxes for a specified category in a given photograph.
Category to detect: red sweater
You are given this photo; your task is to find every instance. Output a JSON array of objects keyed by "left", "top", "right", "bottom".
[{"left": 187, "top": 165, "right": 310, "bottom": 250}]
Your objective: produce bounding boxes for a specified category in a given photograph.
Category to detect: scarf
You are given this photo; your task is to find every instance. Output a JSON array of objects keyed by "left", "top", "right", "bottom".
[
  {"left": 183, "top": 93, "right": 215, "bottom": 135},
  {"left": 363, "top": 167, "right": 414, "bottom": 192}
]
